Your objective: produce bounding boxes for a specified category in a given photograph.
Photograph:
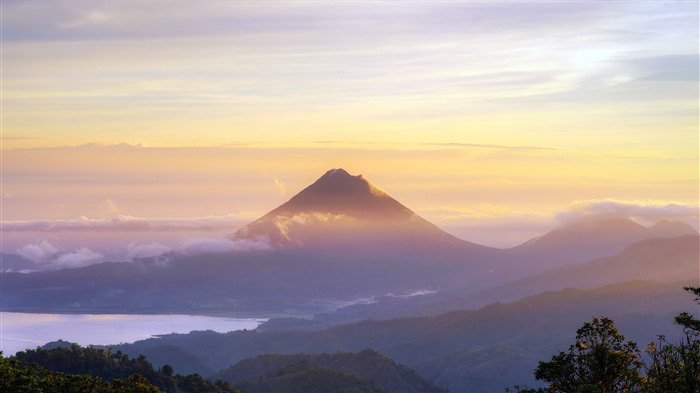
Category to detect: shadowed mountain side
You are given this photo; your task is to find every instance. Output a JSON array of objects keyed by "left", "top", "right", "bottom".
[
  {"left": 256, "top": 234, "right": 700, "bottom": 331},
  {"left": 1, "top": 248, "right": 503, "bottom": 315},
  {"left": 231, "top": 168, "right": 491, "bottom": 254},
  {"left": 460, "top": 234, "right": 700, "bottom": 308},
  {"left": 0, "top": 253, "right": 37, "bottom": 272},
  {"left": 506, "top": 215, "right": 697, "bottom": 269},
  {"left": 116, "top": 281, "right": 694, "bottom": 393}
]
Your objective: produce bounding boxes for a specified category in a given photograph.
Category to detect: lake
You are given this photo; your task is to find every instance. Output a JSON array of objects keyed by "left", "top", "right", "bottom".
[{"left": 0, "top": 312, "right": 265, "bottom": 357}]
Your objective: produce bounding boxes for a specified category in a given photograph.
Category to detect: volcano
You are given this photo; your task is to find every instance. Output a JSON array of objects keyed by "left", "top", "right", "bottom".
[{"left": 231, "top": 168, "right": 488, "bottom": 253}]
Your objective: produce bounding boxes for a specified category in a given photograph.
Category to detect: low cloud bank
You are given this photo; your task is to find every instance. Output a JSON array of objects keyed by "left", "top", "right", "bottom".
[
  {"left": 557, "top": 199, "right": 699, "bottom": 226},
  {"left": 127, "top": 242, "right": 172, "bottom": 259},
  {"left": 13, "top": 235, "right": 271, "bottom": 270},
  {"left": 53, "top": 247, "right": 104, "bottom": 268},
  {"left": 16, "top": 240, "right": 103, "bottom": 268}
]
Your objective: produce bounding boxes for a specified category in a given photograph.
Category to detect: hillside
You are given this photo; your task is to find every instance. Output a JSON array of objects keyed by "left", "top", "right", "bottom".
[
  {"left": 116, "top": 280, "right": 696, "bottom": 392},
  {"left": 506, "top": 215, "right": 696, "bottom": 269},
  {"left": 216, "top": 349, "right": 448, "bottom": 393},
  {"left": 9, "top": 344, "right": 236, "bottom": 393}
]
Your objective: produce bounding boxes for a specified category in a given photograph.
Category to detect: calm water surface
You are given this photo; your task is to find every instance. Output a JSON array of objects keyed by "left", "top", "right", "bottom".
[{"left": 0, "top": 312, "right": 265, "bottom": 356}]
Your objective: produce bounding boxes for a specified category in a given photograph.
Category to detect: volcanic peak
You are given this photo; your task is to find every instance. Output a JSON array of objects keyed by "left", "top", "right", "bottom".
[
  {"left": 229, "top": 168, "right": 485, "bottom": 251},
  {"left": 270, "top": 168, "right": 405, "bottom": 219}
]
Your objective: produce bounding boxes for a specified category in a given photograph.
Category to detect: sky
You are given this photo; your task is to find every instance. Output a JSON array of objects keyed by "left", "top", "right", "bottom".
[{"left": 1, "top": 1, "right": 698, "bottom": 264}]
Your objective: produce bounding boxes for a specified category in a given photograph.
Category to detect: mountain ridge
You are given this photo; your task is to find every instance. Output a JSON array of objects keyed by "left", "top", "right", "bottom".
[{"left": 506, "top": 214, "right": 697, "bottom": 268}]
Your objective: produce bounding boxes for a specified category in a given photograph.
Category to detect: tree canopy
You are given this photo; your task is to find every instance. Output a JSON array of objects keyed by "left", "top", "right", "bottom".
[{"left": 511, "top": 286, "right": 700, "bottom": 393}]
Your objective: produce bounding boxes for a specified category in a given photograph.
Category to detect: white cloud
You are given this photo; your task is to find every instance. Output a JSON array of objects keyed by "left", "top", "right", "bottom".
[
  {"left": 271, "top": 213, "right": 349, "bottom": 241},
  {"left": 273, "top": 177, "right": 286, "bottom": 196},
  {"left": 16, "top": 241, "right": 106, "bottom": 268},
  {"left": 557, "top": 199, "right": 699, "bottom": 226},
  {"left": 16, "top": 240, "right": 58, "bottom": 263},
  {"left": 52, "top": 247, "right": 104, "bottom": 268}
]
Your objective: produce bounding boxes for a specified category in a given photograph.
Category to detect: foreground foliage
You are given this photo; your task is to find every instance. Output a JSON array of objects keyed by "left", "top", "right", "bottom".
[
  {"left": 643, "top": 287, "right": 700, "bottom": 392},
  {"left": 7, "top": 345, "right": 239, "bottom": 393},
  {"left": 0, "top": 353, "right": 161, "bottom": 393},
  {"left": 510, "top": 286, "right": 700, "bottom": 392}
]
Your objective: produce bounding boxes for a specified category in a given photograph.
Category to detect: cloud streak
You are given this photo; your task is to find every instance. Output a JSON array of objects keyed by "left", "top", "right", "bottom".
[
  {"left": 2, "top": 214, "right": 249, "bottom": 232},
  {"left": 181, "top": 237, "right": 271, "bottom": 254}
]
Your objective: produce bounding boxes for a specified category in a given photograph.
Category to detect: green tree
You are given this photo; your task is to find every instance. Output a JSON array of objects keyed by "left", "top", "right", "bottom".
[
  {"left": 511, "top": 287, "right": 700, "bottom": 393},
  {"left": 519, "top": 317, "right": 644, "bottom": 393},
  {"left": 0, "top": 351, "right": 162, "bottom": 393},
  {"left": 161, "top": 364, "right": 174, "bottom": 377},
  {"left": 643, "top": 286, "right": 700, "bottom": 392}
]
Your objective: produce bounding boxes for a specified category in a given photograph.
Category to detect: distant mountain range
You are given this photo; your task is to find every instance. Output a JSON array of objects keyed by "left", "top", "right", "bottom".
[
  {"left": 2, "top": 168, "right": 697, "bottom": 316},
  {"left": 506, "top": 214, "right": 696, "bottom": 269},
  {"left": 255, "top": 234, "right": 699, "bottom": 330}
]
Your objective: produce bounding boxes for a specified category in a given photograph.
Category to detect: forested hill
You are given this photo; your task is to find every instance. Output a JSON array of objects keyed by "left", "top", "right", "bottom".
[
  {"left": 10, "top": 344, "right": 237, "bottom": 393},
  {"left": 215, "top": 349, "right": 449, "bottom": 393}
]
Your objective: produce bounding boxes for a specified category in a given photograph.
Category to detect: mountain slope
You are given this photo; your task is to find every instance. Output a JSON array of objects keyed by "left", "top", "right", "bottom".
[
  {"left": 507, "top": 215, "right": 697, "bottom": 268},
  {"left": 215, "top": 349, "right": 448, "bottom": 393},
  {"left": 500, "top": 234, "right": 699, "bottom": 298},
  {"left": 409, "top": 234, "right": 699, "bottom": 319}
]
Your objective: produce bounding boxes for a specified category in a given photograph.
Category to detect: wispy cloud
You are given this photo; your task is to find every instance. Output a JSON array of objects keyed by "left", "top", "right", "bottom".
[
  {"left": 53, "top": 247, "right": 104, "bottom": 268},
  {"left": 182, "top": 237, "right": 271, "bottom": 254},
  {"left": 2, "top": 214, "right": 248, "bottom": 232},
  {"left": 1, "top": 136, "right": 39, "bottom": 141},
  {"left": 273, "top": 177, "right": 286, "bottom": 197},
  {"left": 16, "top": 240, "right": 58, "bottom": 263},
  {"left": 5, "top": 0, "right": 696, "bottom": 150},
  {"left": 557, "top": 199, "right": 700, "bottom": 225},
  {"left": 420, "top": 142, "right": 558, "bottom": 151}
]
